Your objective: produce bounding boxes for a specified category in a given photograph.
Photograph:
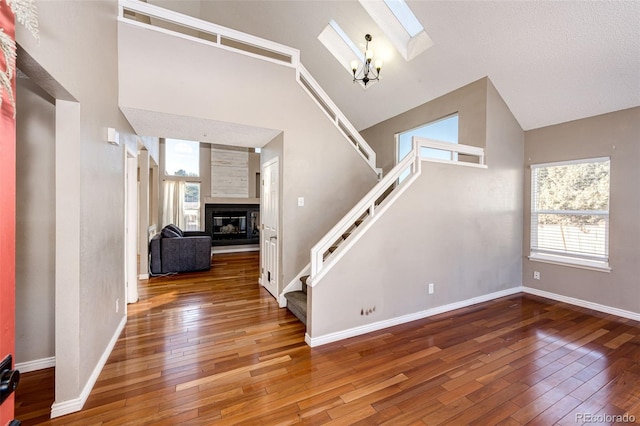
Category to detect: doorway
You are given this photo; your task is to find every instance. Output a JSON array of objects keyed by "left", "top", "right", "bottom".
[{"left": 14, "top": 76, "right": 56, "bottom": 376}]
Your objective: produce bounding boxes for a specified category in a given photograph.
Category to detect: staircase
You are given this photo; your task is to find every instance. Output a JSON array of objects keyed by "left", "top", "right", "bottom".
[
  {"left": 283, "top": 275, "right": 309, "bottom": 326},
  {"left": 283, "top": 188, "right": 397, "bottom": 326},
  {"left": 283, "top": 138, "right": 487, "bottom": 329},
  {"left": 117, "top": 0, "right": 487, "bottom": 337}
]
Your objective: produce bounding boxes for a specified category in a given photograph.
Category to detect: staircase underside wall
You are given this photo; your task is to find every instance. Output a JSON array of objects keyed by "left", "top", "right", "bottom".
[
  {"left": 310, "top": 81, "right": 524, "bottom": 340},
  {"left": 118, "top": 21, "right": 378, "bottom": 292}
]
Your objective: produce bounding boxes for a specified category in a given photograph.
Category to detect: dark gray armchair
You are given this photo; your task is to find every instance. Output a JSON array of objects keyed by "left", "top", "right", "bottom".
[{"left": 149, "top": 225, "right": 212, "bottom": 275}]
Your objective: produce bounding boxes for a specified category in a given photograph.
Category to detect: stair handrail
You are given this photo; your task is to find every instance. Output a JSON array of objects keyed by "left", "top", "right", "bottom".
[
  {"left": 297, "top": 65, "right": 376, "bottom": 169},
  {"left": 309, "top": 137, "right": 486, "bottom": 286},
  {"left": 309, "top": 139, "right": 421, "bottom": 284},
  {"left": 118, "top": 0, "right": 377, "bottom": 173}
]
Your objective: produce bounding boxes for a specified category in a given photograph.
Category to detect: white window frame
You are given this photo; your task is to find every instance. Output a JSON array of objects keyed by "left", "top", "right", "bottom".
[
  {"left": 162, "top": 139, "right": 202, "bottom": 230},
  {"left": 529, "top": 157, "right": 611, "bottom": 272},
  {"left": 395, "top": 113, "right": 459, "bottom": 161}
]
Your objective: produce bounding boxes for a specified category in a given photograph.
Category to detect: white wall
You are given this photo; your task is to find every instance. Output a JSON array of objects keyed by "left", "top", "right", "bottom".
[
  {"left": 15, "top": 78, "right": 56, "bottom": 366},
  {"left": 310, "top": 78, "right": 524, "bottom": 341}
]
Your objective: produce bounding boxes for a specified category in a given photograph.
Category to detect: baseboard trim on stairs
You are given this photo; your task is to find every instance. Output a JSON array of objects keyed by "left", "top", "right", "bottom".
[
  {"left": 522, "top": 286, "right": 640, "bottom": 321},
  {"left": 305, "top": 287, "right": 522, "bottom": 347},
  {"left": 50, "top": 315, "right": 127, "bottom": 418},
  {"left": 16, "top": 356, "right": 56, "bottom": 373}
]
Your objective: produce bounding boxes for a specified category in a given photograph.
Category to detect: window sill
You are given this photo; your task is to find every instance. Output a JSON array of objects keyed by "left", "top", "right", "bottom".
[{"left": 528, "top": 254, "right": 611, "bottom": 273}]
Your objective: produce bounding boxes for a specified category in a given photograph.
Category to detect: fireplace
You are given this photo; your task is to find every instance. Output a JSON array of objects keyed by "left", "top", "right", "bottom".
[{"left": 205, "top": 204, "right": 259, "bottom": 246}]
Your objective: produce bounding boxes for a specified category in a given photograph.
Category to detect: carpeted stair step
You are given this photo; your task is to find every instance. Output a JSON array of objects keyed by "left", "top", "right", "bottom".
[{"left": 284, "top": 290, "right": 307, "bottom": 326}]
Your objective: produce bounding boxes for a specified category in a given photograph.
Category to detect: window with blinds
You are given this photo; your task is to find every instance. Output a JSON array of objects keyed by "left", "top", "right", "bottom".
[{"left": 530, "top": 157, "right": 610, "bottom": 270}]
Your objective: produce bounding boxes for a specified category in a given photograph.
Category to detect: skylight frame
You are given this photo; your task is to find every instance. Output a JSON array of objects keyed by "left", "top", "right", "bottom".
[
  {"left": 384, "top": 0, "right": 423, "bottom": 37},
  {"left": 359, "top": 0, "right": 433, "bottom": 61},
  {"left": 318, "top": 20, "right": 373, "bottom": 88}
]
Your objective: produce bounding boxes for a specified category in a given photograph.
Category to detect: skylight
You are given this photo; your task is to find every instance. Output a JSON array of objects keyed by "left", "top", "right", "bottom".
[
  {"left": 359, "top": 0, "right": 433, "bottom": 61},
  {"left": 329, "top": 20, "right": 362, "bottom": 60},
  {"left": 384, "top": 0, "right": 423, "bottom": 37},
  {"left": 318, "top": 20, "right": 362, "bottom": 75}
]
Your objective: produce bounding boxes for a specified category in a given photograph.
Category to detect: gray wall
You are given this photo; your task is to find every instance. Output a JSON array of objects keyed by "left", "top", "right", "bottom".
[
  {"left": 523, "top": 107, "right": 640, "bottom": 314},
  {"left": 118, "top": 22, "right": 378, "bottom": 288},
  {"left": 310, "top": 78, "right": 524, "bottom": 339},
  {"left": 17, "top": 0, "right": 135, "bottom": 405},
  {"left": 15, "top": 78, "right": 56, "bottom": 365}
]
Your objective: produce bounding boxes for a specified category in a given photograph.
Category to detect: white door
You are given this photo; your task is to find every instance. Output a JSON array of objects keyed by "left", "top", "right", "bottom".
[{"left": 261, "top": 158, "right": 279, "bottom": 299}]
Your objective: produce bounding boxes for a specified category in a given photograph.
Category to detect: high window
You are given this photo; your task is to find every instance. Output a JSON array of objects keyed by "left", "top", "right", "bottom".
[
  {"left": 164, "top": 138, "right": 199, "bottom": 177},
  {"left": 396, "top": 114, "right": 458, "bottom": 181},
  {"left": 530, "top": 157, "right": 610, "bottom": 270},
  {"left": 163, "top": 139, "right": 201, "bottom": 231}
]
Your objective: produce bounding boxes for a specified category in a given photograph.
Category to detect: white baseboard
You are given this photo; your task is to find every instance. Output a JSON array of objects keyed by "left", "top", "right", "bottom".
[
  {"left": 306, "top": 287, "right": 522, "bottom": 347},
  {"left": 521, "top": 286, "right": 640, "bottom": 322},
  {"left": 51, "top": 315, "right": 127, "bottom": 418},
  {"left": 16, "top": 356, "right": 56, "bottom": 373},
  {"left": 138, "top": 273, "right": 149, "bottom": 280}
]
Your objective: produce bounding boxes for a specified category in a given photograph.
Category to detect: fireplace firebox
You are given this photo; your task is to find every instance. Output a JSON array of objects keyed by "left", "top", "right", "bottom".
[{"left": 205, "top": 204, "right": 259, "bottom": 246}]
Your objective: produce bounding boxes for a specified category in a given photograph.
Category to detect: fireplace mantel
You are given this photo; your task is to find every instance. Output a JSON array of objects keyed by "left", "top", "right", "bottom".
[{"left": 204, "top": 197, "right": 259, "bottom": 205}]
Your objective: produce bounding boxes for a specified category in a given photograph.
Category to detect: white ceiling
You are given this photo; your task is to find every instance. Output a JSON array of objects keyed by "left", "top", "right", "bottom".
[
  {"left": 120, "top": 107, "right": 281, "bottom": 148},
  {"left": 145, "top": 0, "right": 639, "bottom": 134}
]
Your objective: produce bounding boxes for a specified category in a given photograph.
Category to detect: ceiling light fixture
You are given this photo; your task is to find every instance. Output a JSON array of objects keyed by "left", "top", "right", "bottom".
[{"left": 350, "top": 34, "right": 382, "bottom": 87}]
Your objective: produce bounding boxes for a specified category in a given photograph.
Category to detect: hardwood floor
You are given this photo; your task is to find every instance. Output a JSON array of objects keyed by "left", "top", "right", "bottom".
[{"left": 15, "top": 252, "right": 640, "bottom": 425}]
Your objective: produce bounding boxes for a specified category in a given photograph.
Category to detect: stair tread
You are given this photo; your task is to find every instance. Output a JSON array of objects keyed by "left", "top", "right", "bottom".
[
  {"left": 284, "top": 290, "right": 307, "bottom": 326},
  {"left": 284, "top": 290, "right": 306, "bottom": 303}
]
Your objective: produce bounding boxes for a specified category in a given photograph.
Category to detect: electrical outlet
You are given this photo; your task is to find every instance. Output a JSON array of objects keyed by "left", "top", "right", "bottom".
[
  {"left": 428, "top": 283, "right": 434, "bottom": 294},
  {"left": 533, "top": 271, "right": 540, "bottom": 280},
  {"left": 116, "top": 298, "right": 120, "bottom": 313},
  {"left": 298, "top": 197, "right": 304, "bottom": 207}
]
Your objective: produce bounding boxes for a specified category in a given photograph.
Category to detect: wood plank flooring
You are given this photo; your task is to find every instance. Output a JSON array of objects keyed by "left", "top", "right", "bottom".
[{"left": 15, "top": 252, "right": 640, "bottom": 425}]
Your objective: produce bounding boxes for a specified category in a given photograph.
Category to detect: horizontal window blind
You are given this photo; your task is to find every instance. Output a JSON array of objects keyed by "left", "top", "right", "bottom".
[{"left": 531, "top": 157, "right": 610, "bottom": 264}]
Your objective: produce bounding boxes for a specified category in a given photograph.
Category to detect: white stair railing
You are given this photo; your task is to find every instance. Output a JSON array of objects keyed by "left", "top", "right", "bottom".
[
  {"left": 118, "top": 0, "right": 377, "bottom": 173},
  {"left": 308, "top": 137, "right": 486, "bottom": 286}
]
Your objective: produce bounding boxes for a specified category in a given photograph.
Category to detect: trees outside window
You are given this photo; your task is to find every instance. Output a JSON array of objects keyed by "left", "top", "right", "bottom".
[{"left": 531, "top": 157, "right": 610, "bottom": 269}]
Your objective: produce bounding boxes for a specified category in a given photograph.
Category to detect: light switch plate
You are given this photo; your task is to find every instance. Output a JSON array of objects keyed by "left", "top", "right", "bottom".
[{"left": 298, "top": 197, "right": 304, "bottom": 207}]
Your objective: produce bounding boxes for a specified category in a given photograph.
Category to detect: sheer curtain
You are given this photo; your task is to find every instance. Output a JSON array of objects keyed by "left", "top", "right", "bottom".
[{"left": 162, "top": 180, "right": 186, "bottom": 229}]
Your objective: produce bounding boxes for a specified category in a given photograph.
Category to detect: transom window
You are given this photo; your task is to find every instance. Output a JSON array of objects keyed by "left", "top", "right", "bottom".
[
  {"left": 164, "top": 138, "right": 199, "bottom": 177},
  {"left": 530, "top": 157, "right": 610, "bottom": 270}
]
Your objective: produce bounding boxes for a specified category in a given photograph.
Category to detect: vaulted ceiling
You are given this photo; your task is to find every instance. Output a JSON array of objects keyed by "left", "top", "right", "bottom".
[{"left": 148, "top": 0, "right": 639, "bottom": 132}]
